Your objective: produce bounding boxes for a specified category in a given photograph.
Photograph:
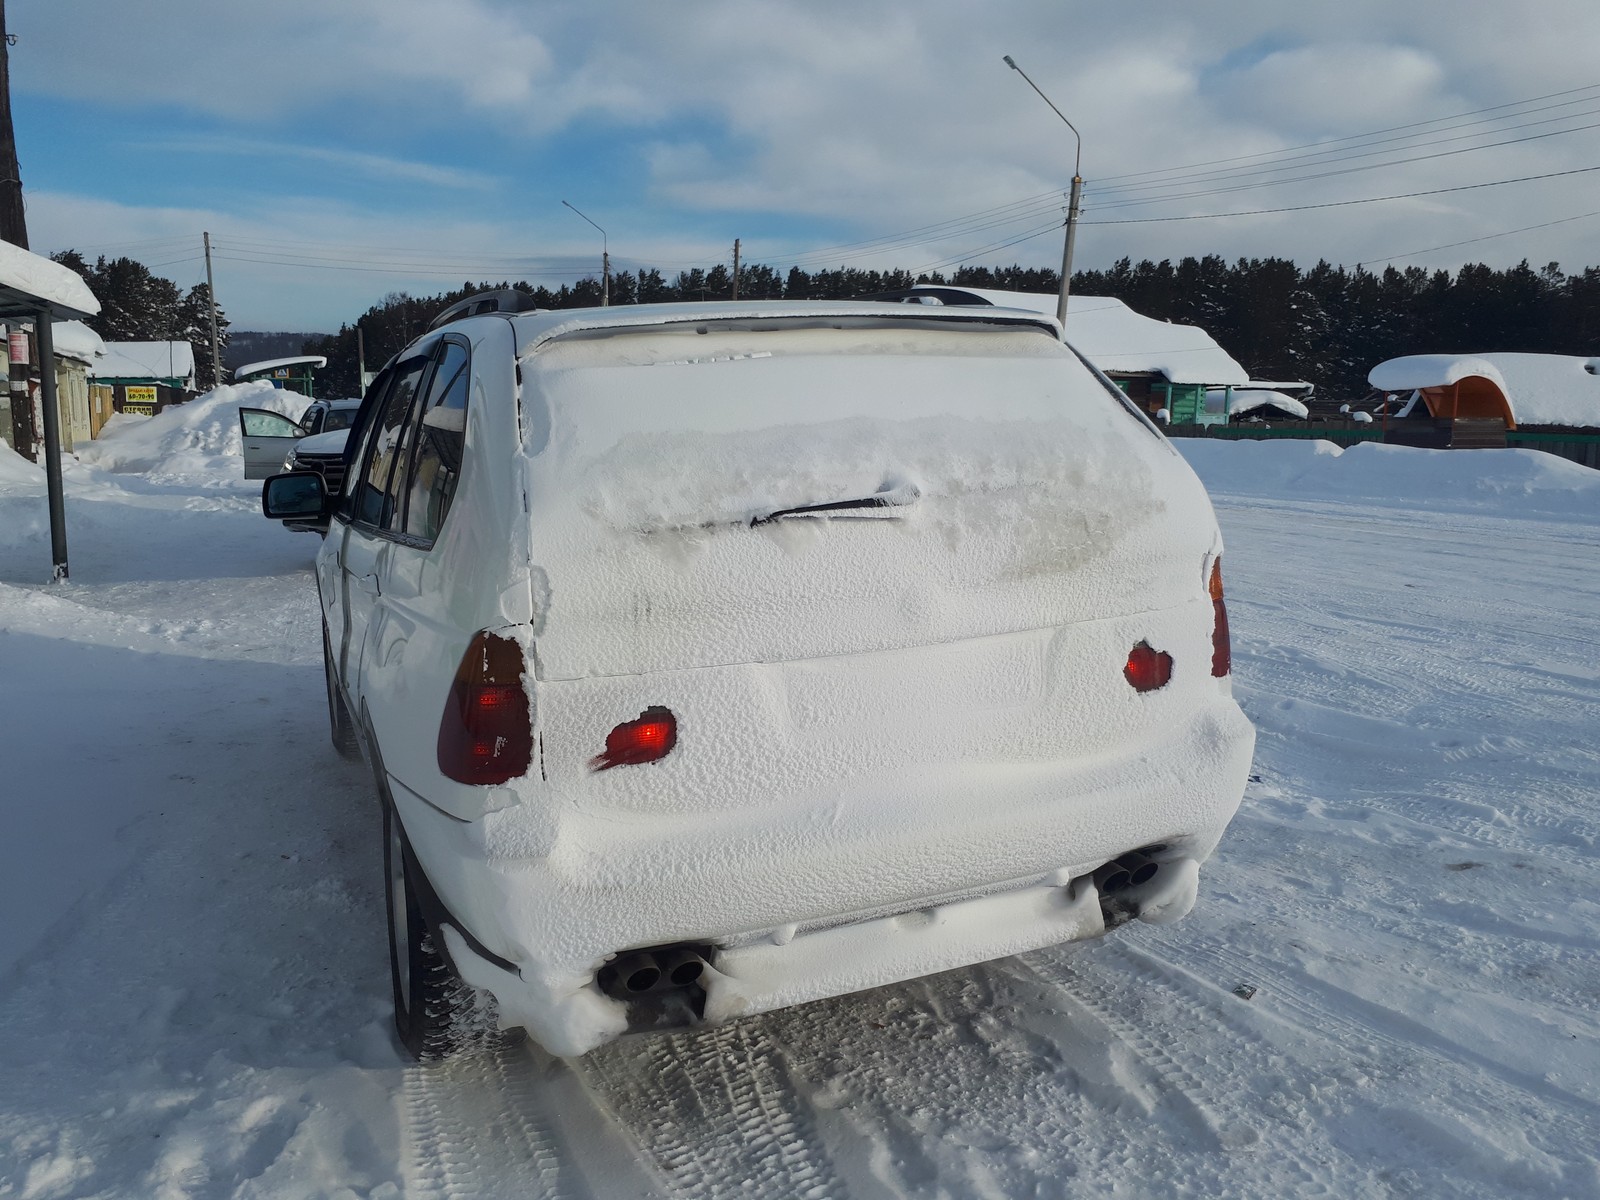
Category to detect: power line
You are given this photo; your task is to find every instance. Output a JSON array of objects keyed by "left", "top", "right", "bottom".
[
  {"left": 1087, "top": 119, "right": 1600, "bottom": 211},
  {"left": 1096, "top": 102, "right": 1600, "bottom": 201},
  {"left": 1080, "top": 163, "right": 1600, "bottom": 224},
  {"left": 1356, "top": 206, "right": 1600, "bottom": 267},
  {"left": 1092, "top": 80, "right": 1600, "bottom": 185}
]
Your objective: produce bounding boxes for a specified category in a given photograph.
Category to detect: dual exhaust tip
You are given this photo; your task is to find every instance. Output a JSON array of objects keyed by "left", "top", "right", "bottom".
[
  {"left": 1093, "top": 847, "right": 1165, "bottom": 896},
  {"left": 598, "top": 947, "right": 709, "bottom": 999}
]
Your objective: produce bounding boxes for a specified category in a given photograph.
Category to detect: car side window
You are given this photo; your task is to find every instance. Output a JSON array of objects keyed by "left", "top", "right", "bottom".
[
  {"left": 354, "top": 356, "right": 429, "bottom": 529},
  {"left": 401, "top": 339, "right": 470, "bottom": 543}
]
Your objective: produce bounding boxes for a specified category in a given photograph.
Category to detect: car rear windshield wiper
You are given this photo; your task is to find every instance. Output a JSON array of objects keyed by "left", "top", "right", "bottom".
[{"left": 752, "top": 481, "right": 920, "bottom": 526}]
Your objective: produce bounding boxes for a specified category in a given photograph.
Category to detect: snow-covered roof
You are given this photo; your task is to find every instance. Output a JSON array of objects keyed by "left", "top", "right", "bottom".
[
  {"left": 51, "top": 321, "right": 104, "bottom": 365},
  {"left": 1207, "top": 388, "right": 1310, "bottom": 419},
  {"left": 0, "top": 240, "right": 100, "bottom": 319},
  {"left": 233, "top": 355, "right": 328, "bottom": 378},
  {"left": 901, "top": 287, "right": 1248, "bottom": 386},
  {"left": 91, "top": 341, "right": 197, "bottom": 384},
  {"left": 1369, "top": 353, "right": 1600, "bottom": 427}
]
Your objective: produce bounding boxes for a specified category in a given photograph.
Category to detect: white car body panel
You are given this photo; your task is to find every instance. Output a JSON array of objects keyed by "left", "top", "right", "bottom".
[{"left": 317, "top": 302, "right": 1255, "bottom": 1057}]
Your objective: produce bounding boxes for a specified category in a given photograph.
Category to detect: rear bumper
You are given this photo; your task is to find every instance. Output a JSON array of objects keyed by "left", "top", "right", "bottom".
[{"left": 390, "top": 693, "right": 1254, "bottom": 1056}]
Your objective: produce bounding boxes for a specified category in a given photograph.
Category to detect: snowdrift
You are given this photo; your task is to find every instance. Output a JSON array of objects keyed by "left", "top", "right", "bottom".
[
  {"left": 1178, "top": 438, "right": 1600, "bottom": 521},
  {"left": 76, "top": 382, "right": 309, "bottom": 478}
]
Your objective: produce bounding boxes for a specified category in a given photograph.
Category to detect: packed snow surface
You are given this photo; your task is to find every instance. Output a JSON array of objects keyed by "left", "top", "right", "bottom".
[
  {"left": 1, "top": 410, "right": 1598, "bottom": 1197},
  {"left": 0, "top": 239, "right": 99, "bottom": 316},
  {"left": 1369, "top": 352, "right": 1600, "bottom": 427}
]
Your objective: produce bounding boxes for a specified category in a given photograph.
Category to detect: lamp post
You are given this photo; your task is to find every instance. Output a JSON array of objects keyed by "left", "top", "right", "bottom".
[
  {"left": 561, "top": 199, "right": 610, "bottom": 306},
  {"left": 1003, "top": 55, "right": 1082, "bottom": 328}
]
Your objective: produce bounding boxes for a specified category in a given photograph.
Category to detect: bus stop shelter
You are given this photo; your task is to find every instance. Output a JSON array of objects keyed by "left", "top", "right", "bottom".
[
  {"left": 233, "top": 354, "right": 326, "bottom": 398},
  {"left": 0, "top": 239, "right": 101, "bottom": 580}
]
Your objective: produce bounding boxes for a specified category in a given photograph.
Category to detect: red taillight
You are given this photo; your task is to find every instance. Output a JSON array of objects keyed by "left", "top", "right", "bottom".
[
  {"left": 1124, "top": 642, "right": 1173, "bottom": 692},
  {"left": 592, "top": 707, "right": 677, "bottom": 771},
  {"left": 437, "top": 631, "right": 532, "bottom": 785},
  {"left": 1209, "top": 559, "right": 1232, "bottom": 678}
]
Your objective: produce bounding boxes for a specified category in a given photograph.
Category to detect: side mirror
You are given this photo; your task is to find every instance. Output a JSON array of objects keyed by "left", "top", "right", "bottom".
[{"left": 262, "top": 471, "right": 329, "bottom": 520}]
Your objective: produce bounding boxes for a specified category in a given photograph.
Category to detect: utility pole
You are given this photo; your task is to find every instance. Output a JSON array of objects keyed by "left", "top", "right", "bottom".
[
  {"left": 561, "top": 200, "right": 609, "bottom": 306},
  {"left": 731, "top": 238, "right": 741, "bottom": 300},
  {"left": 356, "top": 323, "right": 367, "bottom": 393},
  {"left": 0, "top": 1, "right": 27, "bottom": 250},
  {"left": 1004, "top": 55, "right": 1082, "bottom": 328},
  {"left": 203, "top": 232, "right": 223, "bottom": 390}
]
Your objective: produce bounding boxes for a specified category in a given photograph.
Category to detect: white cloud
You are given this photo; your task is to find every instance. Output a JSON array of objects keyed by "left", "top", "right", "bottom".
[{"left": 19, "top": 0, "right": 1600, "bottom": 325}]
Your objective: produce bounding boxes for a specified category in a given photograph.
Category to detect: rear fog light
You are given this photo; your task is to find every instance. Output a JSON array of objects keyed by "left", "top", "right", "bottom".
[
  {"left": 592, "top": 707, "right": 678, "bottom": 771},
  {"left": 1124, "top": 642, "right": 1173, "bottom": 693}
]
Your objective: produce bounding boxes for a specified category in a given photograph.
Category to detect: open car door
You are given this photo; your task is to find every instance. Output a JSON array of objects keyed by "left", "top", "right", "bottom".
[{"left": 239, "top": 408, "right": 304, "bottom": 480}]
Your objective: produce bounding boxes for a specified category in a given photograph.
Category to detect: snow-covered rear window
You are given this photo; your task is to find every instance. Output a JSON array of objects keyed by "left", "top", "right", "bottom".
[{"left": 522, "top": 322, "right": 1153, "bottom": 532}]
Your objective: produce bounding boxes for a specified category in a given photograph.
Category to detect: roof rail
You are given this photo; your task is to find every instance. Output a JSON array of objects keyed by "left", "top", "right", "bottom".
[{"left": 429, "top": 288, "right": 542, "bottom": 331}]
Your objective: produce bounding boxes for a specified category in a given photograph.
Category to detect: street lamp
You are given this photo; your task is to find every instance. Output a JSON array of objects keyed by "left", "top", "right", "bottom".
[
  {"left": 561, "top": 199, "right": 610, "bottom": 306},
  {"left": 1003, "top": 55, "right": 1082, "bottom": 328}
]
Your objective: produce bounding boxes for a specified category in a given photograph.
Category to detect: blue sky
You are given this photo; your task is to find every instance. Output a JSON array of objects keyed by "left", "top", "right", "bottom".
[{"left": 14, "top": 0, "right": 1600, "bottom": 330}]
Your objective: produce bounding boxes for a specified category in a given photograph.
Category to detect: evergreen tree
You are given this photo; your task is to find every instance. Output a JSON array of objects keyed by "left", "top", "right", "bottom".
[{"left": 179, "top": 283, "right": 229, "bottom": 390}]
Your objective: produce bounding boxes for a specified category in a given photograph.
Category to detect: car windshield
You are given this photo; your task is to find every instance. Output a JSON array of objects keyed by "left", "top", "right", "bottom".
[{"left": 322, "top": 408, "right": 356, "bottom": 432}]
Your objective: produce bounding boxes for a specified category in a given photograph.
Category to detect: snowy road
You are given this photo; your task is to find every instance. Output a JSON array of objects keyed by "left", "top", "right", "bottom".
[{"left": 2, "top": 429, "right": 1598, "bottom": 1198}]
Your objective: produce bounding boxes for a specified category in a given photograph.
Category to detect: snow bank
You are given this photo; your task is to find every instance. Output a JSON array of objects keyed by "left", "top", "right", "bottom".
[
  {"left": 0, "top": 239, "right": 99, "bottom": 316},
  {"left": 0, "top": 441, "right": 41, "bottom": 489},
  {"left": 76, "top": 382, "right": 308, "bottom": 478},
  {"left": 1177, "top": 438, "right": 1600, "bottom": 520}
]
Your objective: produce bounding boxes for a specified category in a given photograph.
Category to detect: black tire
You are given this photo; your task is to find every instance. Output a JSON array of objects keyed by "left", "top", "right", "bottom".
[
  {"left": 383, "top": 802, "right": 520, "bottom": 1062},
  {"left": 323, "top": 625, "right": 361, "bottom": 761}
]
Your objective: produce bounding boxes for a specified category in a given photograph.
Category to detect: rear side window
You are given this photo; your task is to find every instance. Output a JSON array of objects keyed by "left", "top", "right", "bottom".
[
  {"left": 355, "top": 356, "right": 428, "bottom": 529},
  {"left": 401, "top": 339, "right": 469, "bottom": 543}
]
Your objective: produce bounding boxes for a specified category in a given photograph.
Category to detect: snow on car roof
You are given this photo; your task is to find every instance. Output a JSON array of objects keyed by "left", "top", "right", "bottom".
[
  {"left": 903, "top": 287, "right": 1250, "bottom": 387},
  {"left": 1369, "top": 353, "right": 1600, "bottom": 427},
  {"left": 507, "top": 299, "right": 1062, "bottom": 357}
]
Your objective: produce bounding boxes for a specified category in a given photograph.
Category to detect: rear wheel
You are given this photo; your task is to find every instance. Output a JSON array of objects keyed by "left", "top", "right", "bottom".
[
  {"left": 323, "top": 625, "right": 360, "bottom": 761},
  {"left": 383, "top": 802, "right": 520, "bottom": 1062}
]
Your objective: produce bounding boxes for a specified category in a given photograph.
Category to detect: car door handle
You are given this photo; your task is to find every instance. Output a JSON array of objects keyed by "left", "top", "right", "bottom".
[{"left": 353, "top": 572, "right": 380, "bottom": 597}]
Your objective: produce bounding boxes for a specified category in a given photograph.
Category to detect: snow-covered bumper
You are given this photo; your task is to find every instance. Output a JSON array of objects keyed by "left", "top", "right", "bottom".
[{"left": 390, "top": 649, "right": 1254, "bottom": 1056}]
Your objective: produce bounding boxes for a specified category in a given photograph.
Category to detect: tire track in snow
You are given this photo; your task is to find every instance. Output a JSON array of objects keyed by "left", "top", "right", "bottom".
[
  {"left": 580, "top": 1020, "right": 842, "bottom": 1199},
  {"left": 995, "top": 945, "right": 1344, "bottom": 1199},
  {"left": 402, "top": 1044, "right": 575, "bottom": 1200},
  {"left": 1132, "top": 926, "right": 1600, "bottom": 1170}
]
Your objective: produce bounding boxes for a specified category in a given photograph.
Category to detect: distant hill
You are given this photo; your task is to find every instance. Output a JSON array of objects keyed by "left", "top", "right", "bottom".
[{"left": 223, "top": 331, "right": 329, "bottom": 373}]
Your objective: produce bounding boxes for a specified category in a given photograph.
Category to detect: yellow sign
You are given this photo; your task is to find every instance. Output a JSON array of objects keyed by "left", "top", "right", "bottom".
[{"left": 124, "top": 385, "right": 158, "bottom": 415}]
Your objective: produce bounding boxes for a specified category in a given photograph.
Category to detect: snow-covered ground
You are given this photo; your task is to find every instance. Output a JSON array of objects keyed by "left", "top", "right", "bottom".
[{"left": 1, "top": 401, "right": 1597, "bottom": 1199}]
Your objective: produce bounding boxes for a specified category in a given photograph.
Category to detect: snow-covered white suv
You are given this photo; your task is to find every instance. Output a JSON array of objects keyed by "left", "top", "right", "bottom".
[{"left": 263, "top": 300, "right": 1255, "bottom": 1060}]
